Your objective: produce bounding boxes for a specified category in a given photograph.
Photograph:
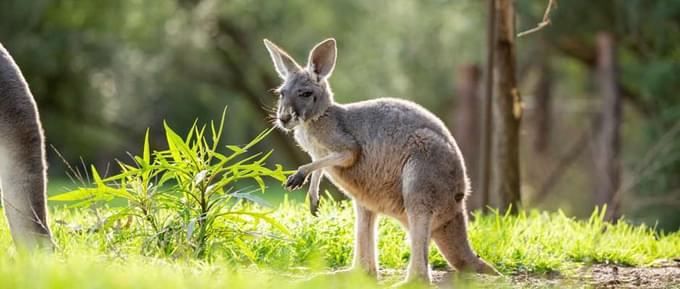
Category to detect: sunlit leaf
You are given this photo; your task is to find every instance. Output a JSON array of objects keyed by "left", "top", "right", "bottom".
[
  {"left": 194, "top": 170, "right": 208, "bottom": 186},
  {"left": 49, "top": 188, "right": 97, "bottom": 201},
  {"left": 143, "top": 128, "right": 151, "bottom": 164},
  {"left": 217, "top": 211, "right": 291, "bottom": 236},
  {"left": 231, "top": 192, "right": 272, "bottom": 208}
]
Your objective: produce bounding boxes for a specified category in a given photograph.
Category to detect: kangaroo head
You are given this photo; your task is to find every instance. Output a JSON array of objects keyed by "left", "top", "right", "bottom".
[{"left": 263, "top": 38, "right": 337, "bottom": 130}]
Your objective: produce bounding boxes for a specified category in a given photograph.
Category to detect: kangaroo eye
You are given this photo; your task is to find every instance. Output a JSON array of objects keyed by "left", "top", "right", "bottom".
[{"left": 299, "top": 91, "right": 313, "bottom": 98}]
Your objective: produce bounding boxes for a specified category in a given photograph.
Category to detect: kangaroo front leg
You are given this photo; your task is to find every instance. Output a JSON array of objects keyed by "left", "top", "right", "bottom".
[
  {"left": 307, "top": 171, "right": 322, "bottom": 216},
  {"left": 352, "top": 202, "right": 378, "bottom": 276},
  {"left": 285, "top": 151, "right": 356, "bottom": 190}
]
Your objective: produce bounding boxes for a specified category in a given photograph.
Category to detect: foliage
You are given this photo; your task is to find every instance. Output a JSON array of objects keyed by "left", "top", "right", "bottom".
[
  {"left": 2, "top": 0, "right": 679, "bottom": 230},
  {"left": 46, "top": 194, "right": 680, "bottom": 274},
  {"left": 0, "top": 0, "right": 485, "bottom": 165},
  {"left": 50, "top": 109, "right": 290, "bottom": 259},
  {"left": 1, "top": 203, "right": 677, "bottom": 288}
]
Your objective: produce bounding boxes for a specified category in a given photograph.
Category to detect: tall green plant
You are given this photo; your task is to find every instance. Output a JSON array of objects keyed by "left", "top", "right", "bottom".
[{"left": 51, "top": 109, "right": 291, "bottom": 258}]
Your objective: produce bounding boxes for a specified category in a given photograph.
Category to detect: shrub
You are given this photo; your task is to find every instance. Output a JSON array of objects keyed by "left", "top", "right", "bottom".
[{"left": 51, "top": 109, "right": 291, "bottom": 259}]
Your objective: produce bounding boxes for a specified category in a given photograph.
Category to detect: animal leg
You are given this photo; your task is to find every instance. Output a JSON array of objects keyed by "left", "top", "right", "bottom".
[
  {"left": 307, "top": 171, "right": 322, "bottom": 216},
  {"left": 285, "top": 151, "right": 356, "bottom": 190},
  {"left": 0, "top": 141, "right": 53, "bottom": 249},
  {"left": 352, "top": 201, "right": 378, "bottom": 276},
  {"left": 404, "top": 210, "right": 433, "bottom": 282}
]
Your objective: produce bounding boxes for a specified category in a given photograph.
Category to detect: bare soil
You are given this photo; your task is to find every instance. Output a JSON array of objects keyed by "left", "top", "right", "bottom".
[
  {"left": 380, "top": 258, "right": 680, "bottom": 288},
  {"left": 575, "top": 260, "right": 680, "bottom": 289}
]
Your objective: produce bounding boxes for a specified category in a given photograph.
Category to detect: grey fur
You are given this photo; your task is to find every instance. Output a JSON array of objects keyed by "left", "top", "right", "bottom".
[
  {"left": 0, "top": 43, "right": 53, "bottom": 249},
  {"left": 264, "top": 38, "right": 498, "bottom": 283}
]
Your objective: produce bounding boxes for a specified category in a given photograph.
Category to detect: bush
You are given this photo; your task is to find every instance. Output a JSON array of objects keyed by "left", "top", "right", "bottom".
[{"left": 51, "top": 109, "right": 291, "bottom": 259}]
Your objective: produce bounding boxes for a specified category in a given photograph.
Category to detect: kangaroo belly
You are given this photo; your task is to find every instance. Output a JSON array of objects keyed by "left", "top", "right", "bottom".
[{"left": 325, "top": 154, "right": 406, "bottom": 218}]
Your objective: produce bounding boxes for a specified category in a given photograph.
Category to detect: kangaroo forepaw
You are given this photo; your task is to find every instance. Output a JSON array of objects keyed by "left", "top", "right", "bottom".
[{"left": 285, "top": 170, "right": 307, "bottom": 191}]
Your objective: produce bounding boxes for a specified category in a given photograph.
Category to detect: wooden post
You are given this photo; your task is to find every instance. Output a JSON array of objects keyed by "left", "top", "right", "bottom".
[
  {"left": 595, "top": 32, "right": 621, "bottom": 222},
  {"left": 493, "top": 0, "right": 522, "bottom": 214}
]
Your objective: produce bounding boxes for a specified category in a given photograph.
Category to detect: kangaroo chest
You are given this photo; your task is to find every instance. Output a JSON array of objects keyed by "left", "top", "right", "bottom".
[{"left": 293, "top": 127, "right": 329, "bottom": 161}]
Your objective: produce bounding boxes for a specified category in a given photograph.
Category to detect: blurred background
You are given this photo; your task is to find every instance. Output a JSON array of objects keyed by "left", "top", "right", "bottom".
[{"left": 0, "top": 0, "right": 678, "bottom": 231}]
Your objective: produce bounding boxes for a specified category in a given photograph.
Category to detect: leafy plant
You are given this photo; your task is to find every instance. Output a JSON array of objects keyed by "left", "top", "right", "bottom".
[{"left": 50, "top": 109, "right": 291, "bottom": 259}]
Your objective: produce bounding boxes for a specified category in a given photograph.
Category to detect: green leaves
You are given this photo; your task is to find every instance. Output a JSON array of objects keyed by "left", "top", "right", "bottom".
[{"left": 50, "top": 109, "right": 292, "bottom": 259}]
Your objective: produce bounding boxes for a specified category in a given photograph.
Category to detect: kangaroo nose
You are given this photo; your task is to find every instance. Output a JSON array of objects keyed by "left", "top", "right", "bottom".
[{"left": 279, "top": 113, "right": 292, "bottom": 123}]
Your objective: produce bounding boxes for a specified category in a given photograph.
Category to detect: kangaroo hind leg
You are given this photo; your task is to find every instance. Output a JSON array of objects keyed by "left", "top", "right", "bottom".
[
  {"left": 401, "top": 155, "right": 439, "bottom": 283},
  {"left": 351, "top": 202, "right": 378, "bottom": 276},
  {"left": 0, "top": 138, "right": 53, "bottom": 249}
]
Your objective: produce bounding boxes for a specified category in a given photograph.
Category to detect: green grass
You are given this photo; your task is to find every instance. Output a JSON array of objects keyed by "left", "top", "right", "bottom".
[
  {"left": 0, "top": 198, "right": 677, "bottom": 289},
  {"left": 27, "top": 116, "right": 678, "bottom": 288}
]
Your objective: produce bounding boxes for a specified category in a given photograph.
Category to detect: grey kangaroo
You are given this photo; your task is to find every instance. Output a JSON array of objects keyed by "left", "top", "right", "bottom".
[
  {"left": 264, "top": 38, "right": 498, "bottom": 283},
  {"left": 0, "top": 43, "right": 53, "bottom": 248}
]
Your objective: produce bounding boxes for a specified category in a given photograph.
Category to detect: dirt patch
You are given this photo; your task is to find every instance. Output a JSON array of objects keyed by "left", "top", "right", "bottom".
[
  {"left": 576, "top": 260, "right": 680, "bottom": 289},
  {"left": 379, "top": 258, "right": 680, "bottom": 288}
]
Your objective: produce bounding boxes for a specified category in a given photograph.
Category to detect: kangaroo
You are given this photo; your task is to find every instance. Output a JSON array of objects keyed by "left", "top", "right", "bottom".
[
  {"left": 264, "top": 38, "right": 499, "bottom": 283},
  {"left": 0, "top": 43, "right": 53, "bottom": 249}
]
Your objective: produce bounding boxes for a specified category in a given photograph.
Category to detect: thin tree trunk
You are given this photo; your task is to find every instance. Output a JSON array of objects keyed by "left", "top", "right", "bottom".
[
  {"left": 211, "top": 18, "right": 308, "bottom": 166},
  {"left": 531, "top": 116, "right": 601, "bottom": 205},
  {"left": 452, "top": 64, "right": 482, "bottom": 212},
  {"left": 533, "top": 42, "right": 552, "bottom": 153},
  {"left": 492, "top": 0, "right": 522, "bottom": 214},
  {"left": 477, "top": 0, "right": 497, "bottom": 213},
  {"left": 551, "top": 39, "right": 653, "bottom": 117},
  {"left": 595, "top": 32, "right": 621, "bottom": 222}
]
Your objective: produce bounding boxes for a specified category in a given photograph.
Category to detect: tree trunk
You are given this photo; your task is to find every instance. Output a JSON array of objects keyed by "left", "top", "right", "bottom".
[
  {"left": 533, "top": 42, "right": 552, "bottom": 153},
  {"left": 595, "top": 32, "right": 621, "bottom": 222},
  {"left": 452, "top": 64, "right": 482, "bottom": 212},
  {"left": 492, "top": 0, "right": 522, "bottom": 214},
  {"left": 477, "top": 0, "right": 497, "bottom": 213}
]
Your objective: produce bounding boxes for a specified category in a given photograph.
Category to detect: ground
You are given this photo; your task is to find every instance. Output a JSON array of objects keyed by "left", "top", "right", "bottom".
[
  {"left": 4, "top": 193, "right": 677, "bottom": 289},
  {"left": 376, "top": 261, "right": 680, "bottom": 288},
  {"left": 576, "top": 260, "right": 680, "bottom": 289}
]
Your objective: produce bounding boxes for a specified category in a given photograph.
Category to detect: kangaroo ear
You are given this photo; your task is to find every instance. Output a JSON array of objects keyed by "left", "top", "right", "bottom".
[
  {"left": 263, "top": 39, "right": 301, "bottom": 79},
  {"left": 307, "top": 38, "right": 337, "bottom": 81}
]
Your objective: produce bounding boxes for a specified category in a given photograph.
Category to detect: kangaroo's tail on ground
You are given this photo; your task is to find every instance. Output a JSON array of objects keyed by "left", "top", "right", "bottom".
[
  {"left": 0, "top": 43, "right": 54, "bottom": 249},
  {"left": 432, "top": 212, "right": 501, "bottom": 275}
]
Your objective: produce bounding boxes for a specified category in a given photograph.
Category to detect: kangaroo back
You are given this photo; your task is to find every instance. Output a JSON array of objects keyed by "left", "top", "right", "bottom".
[{"left": 0, "top": 43, "right": 53, "bottom": 248}]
